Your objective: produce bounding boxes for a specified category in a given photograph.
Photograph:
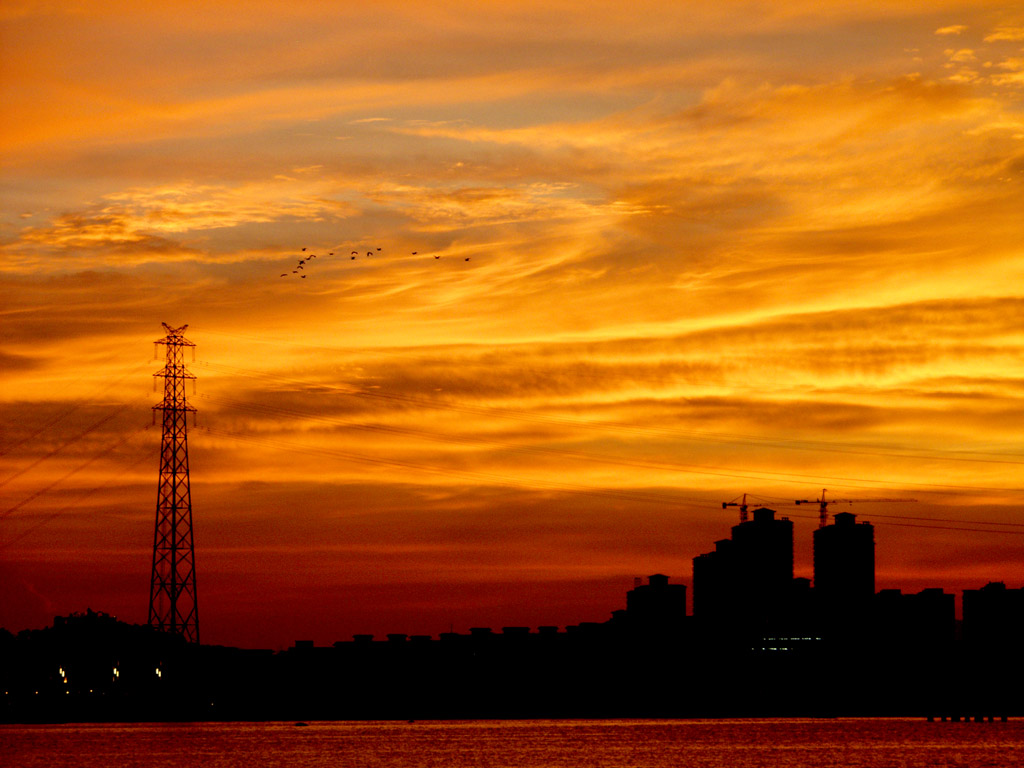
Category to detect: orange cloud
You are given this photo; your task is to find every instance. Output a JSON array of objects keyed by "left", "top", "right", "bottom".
[{"left": 4, "top": 0, "right": 1024, "bottom": 647}]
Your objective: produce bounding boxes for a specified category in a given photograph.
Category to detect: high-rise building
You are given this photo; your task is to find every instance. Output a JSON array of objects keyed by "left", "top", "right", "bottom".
[
  {"left": 731, "top": 507, "right": 794, "bottom": 591},
  {"left": 692, "top": 508, "right": 794, "bottom": 633},
  {"left": 693, "top": 539, "right": 735, "bottom": 621},
  {"left": 813, "top": 511, "right": 875, "bottom": 605}
]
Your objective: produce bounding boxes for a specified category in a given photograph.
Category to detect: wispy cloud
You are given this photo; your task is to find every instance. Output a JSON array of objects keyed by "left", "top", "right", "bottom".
[
  {"left": 4, "top": 0, "right": 1024, "bottom": 645},
  {"left": 984, "top": 26, "right": 1024, "bottom": 42}
]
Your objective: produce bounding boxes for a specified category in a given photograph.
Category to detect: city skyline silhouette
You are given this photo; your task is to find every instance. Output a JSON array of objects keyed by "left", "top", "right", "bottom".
[
  {"left": 4, "top": 2, "right": 1024, "bottom": 652},
  {"left": 4, "top": 503, "right": 1021, "bottom": 722}
]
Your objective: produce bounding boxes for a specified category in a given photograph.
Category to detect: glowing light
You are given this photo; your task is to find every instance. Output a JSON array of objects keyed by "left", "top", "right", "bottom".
[{"left": 4, "top": 1, "right": 1024, "bottom": 651}]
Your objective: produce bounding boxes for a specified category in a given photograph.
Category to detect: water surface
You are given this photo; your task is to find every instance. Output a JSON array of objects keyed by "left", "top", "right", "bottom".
[{"left": 2, "top": 718, "right": 1020, "bottom": 768}]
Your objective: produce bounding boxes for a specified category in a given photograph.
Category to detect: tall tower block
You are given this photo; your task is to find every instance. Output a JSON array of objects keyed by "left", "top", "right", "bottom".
[
  {"left": 692, "top": 508, "right": 794, "bottom": 632},
  {"left": 815, "top": 512, "right": 872, "bottom": 643},
  {"left": 813, "top": 511, "right": 874, "bottom": 612},
  {"left": 148, "top": 323, "right": 199, "bottom": 643}
]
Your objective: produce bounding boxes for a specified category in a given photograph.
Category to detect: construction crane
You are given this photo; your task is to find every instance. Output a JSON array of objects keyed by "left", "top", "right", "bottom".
[
  {"left": 722, "top": 493, "right": 751, "bottom": 523},
  {"left": 721, "top": 493, "right": 776, "bottom": 523},
  {"left": 795, "top": 488, "right": 917, "bottom": 528}
]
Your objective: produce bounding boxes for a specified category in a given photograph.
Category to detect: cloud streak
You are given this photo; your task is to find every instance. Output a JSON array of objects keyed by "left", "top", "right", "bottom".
[{"left": 3, "top": 1, "right": 1024, "bottom": 645}]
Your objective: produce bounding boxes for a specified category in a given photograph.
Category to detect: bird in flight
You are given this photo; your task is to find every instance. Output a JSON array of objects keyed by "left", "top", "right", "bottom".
[{"left": 281, "top": 240, "right": 465, "bottom": 279}]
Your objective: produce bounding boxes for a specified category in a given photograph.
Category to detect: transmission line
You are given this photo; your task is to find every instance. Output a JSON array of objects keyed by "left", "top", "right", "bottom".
[
  {"left": 193, "top": 335, "right": 1024, "bottom": 465},
  {"left": 0, "top": 424, "right": 152, "bottom": 521},
  {"left": 0, "top": 441, "right": 153, "bottom": 551},
  {"left": 0, "top": 360, "right": 151, "bottom": 459},
  {"left": 0, "top": 398, "right": 146, "bottom": 488},
  {"left": 190, "top": 369, "right": 1024, "bottom": 497}
]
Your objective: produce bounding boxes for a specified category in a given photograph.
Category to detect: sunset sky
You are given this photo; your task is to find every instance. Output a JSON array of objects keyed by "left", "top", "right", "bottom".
[{"left": 3, "top": 1, "right": 1024, "bottom": 649}]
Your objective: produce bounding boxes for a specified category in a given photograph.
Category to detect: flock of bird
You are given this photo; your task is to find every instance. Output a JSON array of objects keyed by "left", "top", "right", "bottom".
[{"left": 280, "top": 244, "right": 470, "bottom": 278}]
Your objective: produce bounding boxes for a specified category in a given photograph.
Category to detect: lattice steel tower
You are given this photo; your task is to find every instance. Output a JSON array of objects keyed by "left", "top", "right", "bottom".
[{"left": 148, "top": 323, "right": 199, "bottom": 643}]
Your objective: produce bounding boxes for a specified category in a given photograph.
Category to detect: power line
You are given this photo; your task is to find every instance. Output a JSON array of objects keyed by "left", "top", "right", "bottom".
[
  {"left": 0, "top": 444, "right": 153, "bottom": 551},
  {"left": 835, "top": 510, "right": 1024, "bottom": 529},
  {"left": 0, "top": 399, "right": 145, "bottom": 489},
  {"left": 193, "top": 335, "right": 1024, "bottom": 465},
  {"left": 199, "top": 424, "right": 716, "bottom": 512},
  {"left": 0, "top": 424, "right": 153, "bottom": 521},
  {"left": 0, "top": 360, "right": 151, "bottom": 459},
  {"left": 200, "top": 391, "right": 873, "bottom": 497},
  {"left": 8, "top": 337, "right": 1020, "bottom": 542},
  {"left": 191, "top": 362, "right": 1024, "bottom": 497},
  {"left": 782, "top": 511, "right": 1024, "bottom": 536},
  {"left": 192, "top": 358, "right": 1024, "bottom": 472},
  {"left": 200, "top": 424, "right": 1024, "bottom": 537}
]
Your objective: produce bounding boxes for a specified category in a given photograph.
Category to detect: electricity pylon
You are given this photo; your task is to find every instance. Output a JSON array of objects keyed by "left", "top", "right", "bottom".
[{"left": 148, "top": 323, "right": 199, "bottom": 643}]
